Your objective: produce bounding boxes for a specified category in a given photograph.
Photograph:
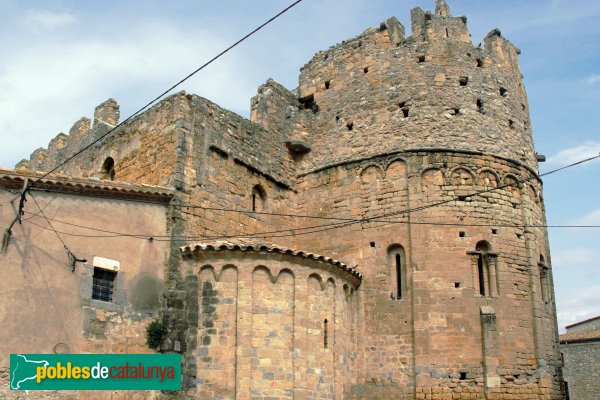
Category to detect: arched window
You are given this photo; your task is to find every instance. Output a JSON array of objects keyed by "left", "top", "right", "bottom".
[
  {"left": 251, "top": 185, "right": 266, "bottom": 212},
  {"left": 539, "top": 255, "right": 549, "bottom": 304},
  {"left": 101, "top": 157, "right": 115, "bottom": 181},
  {"left": 388, "top": 245, "right": 406, "bottom": 300},
  {"left": 468, "top": 241, "right": 499, "bottom": 298}
]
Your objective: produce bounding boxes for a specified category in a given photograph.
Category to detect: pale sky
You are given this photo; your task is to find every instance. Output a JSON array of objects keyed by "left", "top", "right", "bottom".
[{"left": 0, "top": 0, "right": 598, "bottom": 331}]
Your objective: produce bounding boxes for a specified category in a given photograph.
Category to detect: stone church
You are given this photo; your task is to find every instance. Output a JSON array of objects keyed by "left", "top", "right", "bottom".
[{"left": 2, "top": 1, "right": 564, "bottom": 398}]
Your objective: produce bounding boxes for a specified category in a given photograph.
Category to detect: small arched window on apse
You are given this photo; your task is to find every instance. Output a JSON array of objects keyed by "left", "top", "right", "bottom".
[
  {"left": 101, "top": 157, "right": 115, "bottom": 181},
  {"left": 538, "top": 255, "right": 550, "bottom": 304},
  {"left": 388, "top": 245, "right": 406, "bottom": 300},
  {"left": 468, "top": 241, "right": 499, "bottom": 298},
  {"left": 251, "top": 184, "right": 266, "bottom": 212}
]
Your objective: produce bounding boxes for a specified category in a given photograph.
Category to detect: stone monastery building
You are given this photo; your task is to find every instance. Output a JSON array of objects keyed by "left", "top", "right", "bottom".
[{"left": 6, "top": 1, "right": 564, "bottom": 398}]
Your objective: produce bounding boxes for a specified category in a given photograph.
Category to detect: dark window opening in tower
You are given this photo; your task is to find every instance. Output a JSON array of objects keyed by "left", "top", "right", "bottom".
[
  {"left": 446, "top": 28, "right": 449, "bottom": 38},
  {"left": 299, "top": 94, "right": 318, "bottom": 113},
  {"left": 363, "top": 67, "right": 369, "bottom": 73},
  {"left": 101, "top": 157, "right": 115, "bottom": 181},
  {"left": 477, "top": 58, "right": 483, "bottom": 67},
  {"left": 347, "top": 122, "right": 354, "bottom": 131},
  {"left": 478, "top": 256, "right": 486, "bottom": 296},
  {"left": 539, "top": 255, "right": 549, "bottom": 303},
  {"left": 325, "top": 80, "right": 331, "bottom": 89},
  {"left": 500, "top": 87, "right": 508, "bottom": 97},
  {"left": 402, "top": 107, "right": 410, "bottom": 118},
  {"left": 475, "top": 241, "right": 495, "bottom": 297},
  {"left": 324, "top": 319, "right": 329, "bottom": 349},
  {"left": 418, "top": 55, "right": 425, "bottom": 63},
  {"left": 251, "top": 185, "right": 266, "bottom": 212},
  {"left": 395, "top": 253, "right": 403, "bottom": 299},
  {"left": 477, "top": 99, "right": 484, "bottom": 114},
  {"left": 460, "top": 76, "right": 469, "bottom": 86}
]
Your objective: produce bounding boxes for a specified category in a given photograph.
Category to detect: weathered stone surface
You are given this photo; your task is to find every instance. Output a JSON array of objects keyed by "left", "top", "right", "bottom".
[{"left": 10, "top": 1, "right": 562, "bottom": 399}]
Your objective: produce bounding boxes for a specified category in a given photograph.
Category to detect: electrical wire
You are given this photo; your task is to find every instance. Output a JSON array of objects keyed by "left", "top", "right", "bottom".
[
  {"left": 19, "top": 153, "right": 600, "bottom": 245},
  {"left": 25, "top": 0, "right": 304, "bottom": 192},
  {"left": 176, "top": 154, "right": 600, "bottom": 227},
  {"left": 29, "top": 194, "right": 71, "bottom": 250}
]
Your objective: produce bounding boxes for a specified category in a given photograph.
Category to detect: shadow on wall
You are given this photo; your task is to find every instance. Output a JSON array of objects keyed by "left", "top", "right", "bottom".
[{"left": 130, "top": 274, "right": 162, "bottom": 312}]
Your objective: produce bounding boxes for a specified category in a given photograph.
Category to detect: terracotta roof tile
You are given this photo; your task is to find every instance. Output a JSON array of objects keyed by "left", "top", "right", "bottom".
[
  {"left": 560, "top": 330, "right": 600, "bottom": 344},
  {"left": 180, "top": 241, "right": 362, "bottom": 282},
  {"left": 0, "top": 168, "right": 173, "bottom": 202}
]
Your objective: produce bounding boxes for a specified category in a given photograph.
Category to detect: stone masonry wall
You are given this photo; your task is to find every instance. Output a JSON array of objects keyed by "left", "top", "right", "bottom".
[
  {"left": 9, "top": 1, "right": 563, "bottom": 399},
  {"left": 561, "top": 341, "right": 600, "bottom": 400},
  {"left": 293, "top": 149, "right": 561, "bottom": 399},
  {"left": 290, "top": 1, "right": 536, "bottom": 175},
  {"left": 180, "top": 251, "right": 360, "bottom": 400}
]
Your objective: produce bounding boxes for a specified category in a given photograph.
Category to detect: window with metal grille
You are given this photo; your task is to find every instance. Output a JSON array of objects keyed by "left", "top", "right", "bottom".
[{"left": 92, "top": 267, "right": 117, "bottom": 302}]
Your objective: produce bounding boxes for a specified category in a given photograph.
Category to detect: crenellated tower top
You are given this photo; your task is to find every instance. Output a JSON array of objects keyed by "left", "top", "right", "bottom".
[{"left": 273, "top": 0, "right": 536, "bottom": 174}]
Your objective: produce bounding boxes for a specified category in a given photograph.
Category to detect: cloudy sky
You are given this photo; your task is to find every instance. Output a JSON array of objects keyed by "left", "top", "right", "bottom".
[{"left": 0, "top": 0, "right": 598, "bottom": 331}]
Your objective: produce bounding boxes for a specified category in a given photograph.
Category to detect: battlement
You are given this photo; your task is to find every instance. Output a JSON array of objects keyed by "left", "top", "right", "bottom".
[
  {"left": 17, "top": 0, "right": 535, "bottom": 179},
  {"left": 290, "top": 0, "right": 534, "bottom": 174}
]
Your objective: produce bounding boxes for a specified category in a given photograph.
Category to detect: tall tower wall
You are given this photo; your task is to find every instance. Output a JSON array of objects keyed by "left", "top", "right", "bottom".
[{"left": 292, "top": 2, "right": 536, "bottom": 175}]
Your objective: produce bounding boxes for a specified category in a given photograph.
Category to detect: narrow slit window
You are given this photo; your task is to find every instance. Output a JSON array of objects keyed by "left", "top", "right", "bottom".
[
  {"left": 324, "top": 80, "right": 331, "bottom": 90},
  {"left": 472, "top": 241, "right": 497, "bottom": 298},
  {"left": 363, "top": 67, "right": 369, "bottom": 73},
  {"left": 402, "top": 107, "right": 409, "bottom": 118},
  {"left": 347, "top": 122, "right": 354, "bottom": 131},
  {"left": 323, "top": 319, "right": 329, "bottom": 349},
  {"left": 395, "top": 253, "right": 403, "bottom": 299},
  {"left": 477, "top": 256, "right": 486, "bottom": 296},
  {"left": 251, "top": 185, "right": 266, "bottom": 212},
  {"left": 539, "top": 256, "right": 549, "bottom": 304},
  {"left": 388, "top": 245, "right": 406, "bottom": 300}
]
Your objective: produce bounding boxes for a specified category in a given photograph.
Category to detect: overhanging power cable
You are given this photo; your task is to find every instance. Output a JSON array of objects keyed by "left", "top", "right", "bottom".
[
  {"left": 19, "top": 154, "right": 600, "bottom": 243},
  {"left": 24, "top": 0, "right": 304, "bottom": 192}
]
